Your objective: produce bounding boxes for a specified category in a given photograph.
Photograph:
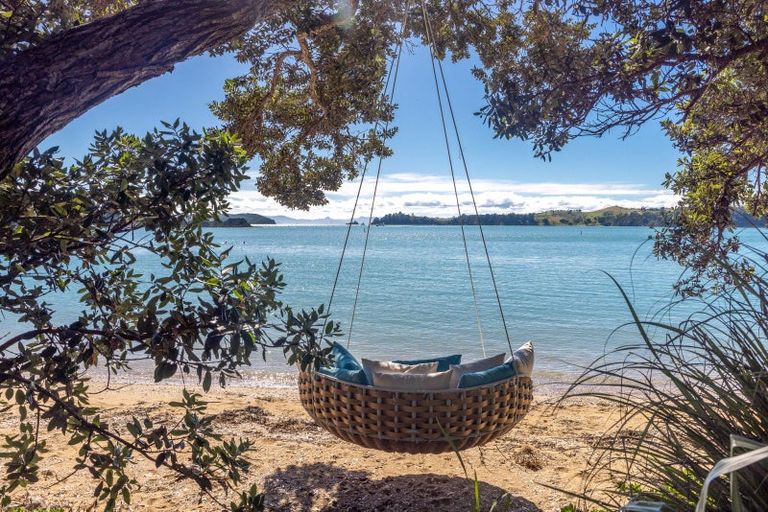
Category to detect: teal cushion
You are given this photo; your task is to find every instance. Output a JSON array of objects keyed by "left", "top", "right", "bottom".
[
  {"left": 393, "top": 354, "right": 462, "bottom": 372},
  {"left": 458, "top": 361, "right": 516, "bottom": 388},
  {"left": 331, "top": 342, "right": 363, "bottom": 371},
  {"left": 318, "top": 365, "right": 369, "bottom": 385}
]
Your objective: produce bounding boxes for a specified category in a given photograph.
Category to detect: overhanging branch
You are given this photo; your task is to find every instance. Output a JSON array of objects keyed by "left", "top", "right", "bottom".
[{"left": 0, "top": 0, "right": 281, "bottom": 176}]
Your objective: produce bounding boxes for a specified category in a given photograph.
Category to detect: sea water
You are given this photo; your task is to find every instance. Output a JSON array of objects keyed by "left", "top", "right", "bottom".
[{"left": 6, "top": 225, "right": 765, "bottom": 387}]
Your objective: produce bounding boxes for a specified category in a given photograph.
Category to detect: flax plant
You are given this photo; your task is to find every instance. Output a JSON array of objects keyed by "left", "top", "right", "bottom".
[{"left": 561, "top": 245, "right": 768, "bottom": 511}]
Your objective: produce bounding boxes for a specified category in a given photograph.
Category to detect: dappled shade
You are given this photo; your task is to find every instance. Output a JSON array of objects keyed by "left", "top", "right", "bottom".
[{"left": 262, "top": 463, "right": 540, "bottom": 512}]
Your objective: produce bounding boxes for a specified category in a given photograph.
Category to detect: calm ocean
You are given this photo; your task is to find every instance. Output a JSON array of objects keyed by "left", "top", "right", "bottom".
[{"left": 9, "top": 225, "right": 765, "bottom": 387}]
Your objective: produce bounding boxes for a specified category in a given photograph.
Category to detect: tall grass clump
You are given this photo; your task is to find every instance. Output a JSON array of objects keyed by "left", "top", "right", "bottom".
[{"left": 561, "top": 246, "right": 768, "bottom": 511}]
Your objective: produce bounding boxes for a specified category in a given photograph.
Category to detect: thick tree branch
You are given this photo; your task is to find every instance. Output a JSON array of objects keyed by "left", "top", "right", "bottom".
[
  {"left": 296, "top": 32, "right": 328, "bottom": 115},
  {"left": 0, "top": 0, "right": 285, "bottom": 176}
]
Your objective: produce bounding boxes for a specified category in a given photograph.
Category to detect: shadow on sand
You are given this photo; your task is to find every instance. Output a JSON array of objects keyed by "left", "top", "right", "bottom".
[{"left": 262, "top": 462, "right": 542, "bottom": 512}]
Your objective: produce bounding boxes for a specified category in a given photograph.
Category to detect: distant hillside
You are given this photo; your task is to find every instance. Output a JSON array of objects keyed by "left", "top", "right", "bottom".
[
  {"left": 536, "top": 206, "right": 764, "bottom": 227},
  {"left": 372, "top": 212, "right": 536, "bottom": 226},
  {"left": 534, "top": 206, "right": 671, "bottom": 226},
  {"left": 372, "top": 208, "right": 673, "bottom": 227},
  {"left": 202, "top": 213, "right": 276, "bottom": 227}
]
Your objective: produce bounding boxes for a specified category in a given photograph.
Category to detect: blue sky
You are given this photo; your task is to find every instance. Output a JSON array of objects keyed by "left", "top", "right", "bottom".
[{"left": 44, "top": 47, "right": 681, "bottom": 219}]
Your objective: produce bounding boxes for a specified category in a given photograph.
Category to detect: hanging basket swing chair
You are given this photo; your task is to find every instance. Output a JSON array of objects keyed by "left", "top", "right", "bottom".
[
  {"left": 299, "top": 371, "right": 533, "bottom": 454},
  {"left": 298, "top": 1, "right": 533, "bottom": 454}
]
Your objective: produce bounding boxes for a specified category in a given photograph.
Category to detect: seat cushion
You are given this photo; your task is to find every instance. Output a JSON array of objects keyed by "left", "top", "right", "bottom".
[
  {"left": 331, "top": 342, "right": 363, "bottom": 371},
  {"left": 317, "top": 365, "right": 369, "bottom": 385},
  {"left": 318, "top": 342, "right": 369, "bottom": 385},
  {"left": 392, "top": 354, "right": 462, "bottom": 372},
  {"left": 457, "top": 361, "right": 516, "bottom": 388},
  {"left": 509, "top": 341, "right": 534, "bottom": 376},
  {"left": 458, "top": 342, "right": 535, "bottom": 388},
  {"left": 449, "top": 353, "right": 506, "bottom": 388},
  {"left": 372, "top": 369, "right": 453, "bottom": 391},
  {"left": 361, "top": 359, "right": 438, "bottom": 385}
]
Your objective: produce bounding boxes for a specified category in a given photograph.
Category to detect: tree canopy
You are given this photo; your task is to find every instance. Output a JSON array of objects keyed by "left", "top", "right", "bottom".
[{"left": 473, "top": 0, "right": 768, "bottom": 291}]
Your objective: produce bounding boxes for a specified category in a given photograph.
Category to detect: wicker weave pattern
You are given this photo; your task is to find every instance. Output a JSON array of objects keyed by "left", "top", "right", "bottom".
[{"left": 299, "top": 371, "right": 533, "bottom": 454}]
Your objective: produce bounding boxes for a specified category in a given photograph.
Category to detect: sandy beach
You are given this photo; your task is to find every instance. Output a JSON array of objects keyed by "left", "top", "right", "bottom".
[{"left": 1, "top": 378, "right": 628, "bottom": 512}]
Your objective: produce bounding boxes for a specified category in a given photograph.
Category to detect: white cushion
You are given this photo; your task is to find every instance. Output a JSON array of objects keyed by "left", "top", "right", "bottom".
[
  {"left": 449, "top": 353, "right": 506, "bottom": 388},
  {"left": 506, "top": 341, "right": 534, "bottom": 376},
  {"left": 361, "top": 359, "right": 438, "bottom": 384},
  {"left": 372, "top": 369, "right": 453, "bottom": 391}
]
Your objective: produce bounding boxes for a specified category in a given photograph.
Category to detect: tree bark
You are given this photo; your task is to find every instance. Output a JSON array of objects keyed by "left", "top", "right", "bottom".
[{"left": 0, "top": 0, "right": 283, "bottom": 176}]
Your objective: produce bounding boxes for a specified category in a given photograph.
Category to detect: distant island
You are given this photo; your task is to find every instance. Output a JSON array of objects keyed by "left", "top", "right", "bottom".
[
  {"left": 202, "top": 213, "right": 276, "bottom": 227},
  {"left": 372, "top": 207, "right": 673, "bottom": 227}
]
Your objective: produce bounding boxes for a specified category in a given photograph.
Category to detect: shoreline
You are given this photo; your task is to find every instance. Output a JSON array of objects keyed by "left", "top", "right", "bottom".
[{"left": 85, "top": 366, "right": 587, "bottom": 397}]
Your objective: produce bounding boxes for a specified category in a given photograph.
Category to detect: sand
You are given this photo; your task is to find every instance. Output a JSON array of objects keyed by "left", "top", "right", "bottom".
[{"left": 2, "top": 381, "right": 624, "bottom": 511}]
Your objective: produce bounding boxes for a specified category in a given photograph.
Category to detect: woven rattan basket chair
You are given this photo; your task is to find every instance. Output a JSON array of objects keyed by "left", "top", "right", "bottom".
[{"left": 299, "top": 370, "right": 533, "bottom": 454}]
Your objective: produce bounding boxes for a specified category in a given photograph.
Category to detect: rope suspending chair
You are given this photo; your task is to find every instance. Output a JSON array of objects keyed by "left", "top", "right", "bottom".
[{"left": 298, "top": 0, "right": 533, "bottom": 454}]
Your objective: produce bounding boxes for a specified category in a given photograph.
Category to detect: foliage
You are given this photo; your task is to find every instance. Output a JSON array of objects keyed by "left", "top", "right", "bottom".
[
  {"left": 0, "top": 123, "right": 338, "bottom": 509},
  {"left": 230, "top": 484, "right": 266, "bottom": 512},
  {"left": 208, "top": 0, "right": 502, "bottom": 210},
  {"left": 471, "top": 0, "right": 768, "bottom": 292},
  {"left": 560, "top": 250, "right": 768, "bottom": 511},
  {"left": 0, "top": 0, "right": 136, "bottom": 58},
  {"left": 209, "top": 0, "right": 400, "bottom": 210}
]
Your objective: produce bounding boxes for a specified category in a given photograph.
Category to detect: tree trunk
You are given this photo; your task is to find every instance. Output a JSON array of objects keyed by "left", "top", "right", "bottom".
[{"left": 0, "top": 0, "right": 282, "bottom": 176}]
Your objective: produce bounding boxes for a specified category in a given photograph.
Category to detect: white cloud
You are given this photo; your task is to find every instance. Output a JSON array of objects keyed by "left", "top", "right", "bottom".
[{"left": 228, "top": 173, "right": 679, "bottom": 220}]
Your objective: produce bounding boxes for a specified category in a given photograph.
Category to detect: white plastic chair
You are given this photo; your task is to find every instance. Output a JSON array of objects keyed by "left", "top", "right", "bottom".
[
  {"left": 695, "top": 435, "right": 768, "bottom": 512},
  {"left": 622, "top": 435, "right": 767, "bottom": 512}
]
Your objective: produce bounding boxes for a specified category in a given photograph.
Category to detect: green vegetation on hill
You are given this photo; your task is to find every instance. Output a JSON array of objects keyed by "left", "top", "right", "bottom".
[
  {"left": 534, "top": 206, "right": 671, "bottom": 226},
  {"left": 202, "top": 213, "right": 276, "bottom": 227},
  {"left": 230, "top": 213, "right": 276, "bottom": 225},
  {"left": 372, "top": 212, "right": 536, "bottom": 226},
  {"left": 373, "top": 207, "right": 672, "bottom": 227}
]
